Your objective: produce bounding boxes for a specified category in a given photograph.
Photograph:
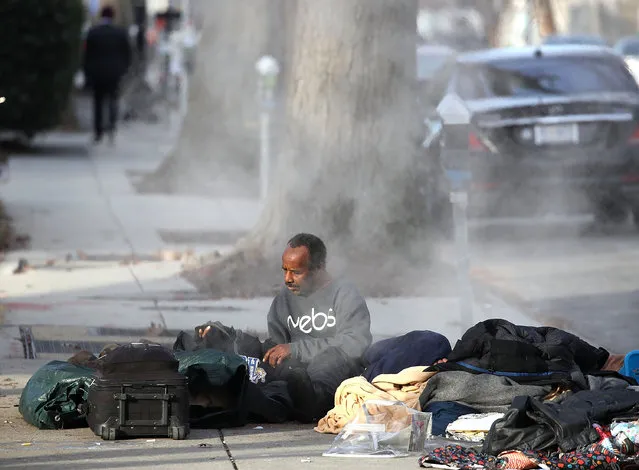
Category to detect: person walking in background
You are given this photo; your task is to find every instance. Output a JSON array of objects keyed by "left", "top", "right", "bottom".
[{"left": 83, "top": 6, "right": 132, "bottom": 145}]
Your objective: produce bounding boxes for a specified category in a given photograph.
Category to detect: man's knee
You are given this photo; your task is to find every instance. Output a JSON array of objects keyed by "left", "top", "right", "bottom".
[{"left": 306, "top": 347, "right": 363, "bottom": 389}]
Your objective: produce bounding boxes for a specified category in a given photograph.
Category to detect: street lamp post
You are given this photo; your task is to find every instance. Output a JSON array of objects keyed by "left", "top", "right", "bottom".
[
  {"left": 436, "top": 93, "right": 474, "bottom": 336},
  {"left": 255, "top": 55, "right": 280, "bottom": 201}
]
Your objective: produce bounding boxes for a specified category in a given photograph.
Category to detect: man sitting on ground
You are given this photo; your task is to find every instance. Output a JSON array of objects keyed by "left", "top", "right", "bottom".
[
  {"left": 264, "top": 233, "right": 372, "bottom": 421},
  {"left": 202, "top": 233, "right": 372, "bottom": 422}
]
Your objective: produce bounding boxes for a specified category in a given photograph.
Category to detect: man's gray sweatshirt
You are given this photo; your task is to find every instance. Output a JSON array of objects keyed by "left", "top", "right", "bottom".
[{"left": 266, "top": 278, "right": 373, "bottom": 363}]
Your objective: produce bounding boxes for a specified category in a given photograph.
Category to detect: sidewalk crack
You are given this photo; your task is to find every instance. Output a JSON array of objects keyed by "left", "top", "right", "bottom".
[{"left": 218, "top": 429, "right": 239, "bottom": 470}]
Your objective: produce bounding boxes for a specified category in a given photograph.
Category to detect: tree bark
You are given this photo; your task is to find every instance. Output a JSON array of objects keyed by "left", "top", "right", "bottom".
[
  {"left": 184, "top": 0, "right": 437, "bottom": 298},
  {"left": 534, "top": 0, "right": 557, "bottom": 37},
  {"left": 139, "top": 0, "right": 288, "bottom": 197},
  {"left": 483, "top": 0, "right": 513, "bottom": 47}
]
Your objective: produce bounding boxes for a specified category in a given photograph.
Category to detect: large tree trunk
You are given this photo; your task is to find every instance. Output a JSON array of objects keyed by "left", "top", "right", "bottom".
[
  {"left": 184, "top": 0, "right": 438, "bottom": 298},
  {"left": 139, "top": 0, "right": 287, "bottom": 197}
]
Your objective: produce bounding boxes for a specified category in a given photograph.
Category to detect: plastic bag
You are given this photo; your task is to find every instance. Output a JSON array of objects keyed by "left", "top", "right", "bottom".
[
  {"left": 323, "top": 400, "right": 433, "bottom": 458},
  {"left": 18, "top": 361, "right": 95, "bottom": 430},
  {"left": 445, "top": 412, "right": 504, "bottom": 442}
]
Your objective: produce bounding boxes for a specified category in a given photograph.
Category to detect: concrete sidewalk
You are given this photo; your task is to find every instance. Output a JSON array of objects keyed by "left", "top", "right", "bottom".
[{"left": 1, "top": 121, "right": 260, "bottom": 258}]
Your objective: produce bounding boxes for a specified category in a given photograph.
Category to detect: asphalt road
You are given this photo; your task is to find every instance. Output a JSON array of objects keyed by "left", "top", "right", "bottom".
[{"left": 463, "top": 217, "right": 639, "bottom": 354}]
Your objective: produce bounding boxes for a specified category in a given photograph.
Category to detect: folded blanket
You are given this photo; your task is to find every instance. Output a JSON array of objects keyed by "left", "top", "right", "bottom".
[
  {"left": 419, "top": 371, "right": 552, "bottom": 413},
  {"left": 314, "top": 366, "right": 436, "bottom": 434}
]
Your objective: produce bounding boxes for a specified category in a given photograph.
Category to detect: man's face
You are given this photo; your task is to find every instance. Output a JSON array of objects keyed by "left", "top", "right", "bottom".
[{"left": 282, "top": 246, "right": 315, "bottom": 295}]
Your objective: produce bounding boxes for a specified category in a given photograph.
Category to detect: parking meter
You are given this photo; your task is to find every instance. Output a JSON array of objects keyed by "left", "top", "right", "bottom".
[
  {"left": 436, "top": 93, "right": 474, "bottom": 334},
  {"left": 437, "top": 93, "right": 472, "bottom": 192}
]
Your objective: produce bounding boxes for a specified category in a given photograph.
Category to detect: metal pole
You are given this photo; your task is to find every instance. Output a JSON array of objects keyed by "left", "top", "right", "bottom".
[
  {"left": 255, "top": 57, "right": 279, "bottom": 202},
  {"left": 259, "top": 102, "right": 271, "bottom": 201},
  {"left": 451, "top": 187, "right": 473, "bottom": 336},
  {"left": 182, "top": 0, "right": 190, "bottom": 21},
  {"left": 179, "top": 68, "right": 188, "bottom": 118},
  {"left": 437, "top": 92, "right": 474, "bottom": 336}
]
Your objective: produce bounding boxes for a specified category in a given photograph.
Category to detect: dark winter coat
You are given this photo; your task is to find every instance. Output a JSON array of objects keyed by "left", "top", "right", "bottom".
[
  {"left": 430, "top": 319, "right": 611, "bottom": 388},
  {"left": 483, "top": 388, "right": 639, "bottom": 454},
  {"left": 83, "top": 22, "right": 132, "bottom": 87}
]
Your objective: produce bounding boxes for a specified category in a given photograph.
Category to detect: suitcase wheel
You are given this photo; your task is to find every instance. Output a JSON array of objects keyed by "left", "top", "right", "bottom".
[
  {"left": 170, "top": 426, "right": 187, "bottom": 440},
  {"left": 101, "top": 427, "right": 118, "bottom": 441}
]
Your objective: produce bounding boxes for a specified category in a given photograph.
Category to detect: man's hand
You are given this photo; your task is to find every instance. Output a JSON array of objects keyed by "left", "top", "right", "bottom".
[
  {"left": 263, "top": 344, "right": 292, "bottom": 367},
  {"left": 198, "top": 325, "right": 212, "bottom": 339}
]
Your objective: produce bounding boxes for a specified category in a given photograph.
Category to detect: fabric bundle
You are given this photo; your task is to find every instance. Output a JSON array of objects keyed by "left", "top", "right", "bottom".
[{"left": 315, "top": 366, "right": 436, "bottom": 434}]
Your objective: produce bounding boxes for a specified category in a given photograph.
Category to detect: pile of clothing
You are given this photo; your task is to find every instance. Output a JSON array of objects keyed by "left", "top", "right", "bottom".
[{"left": 318, "top": 319, "right": 639, "bottom": 469}]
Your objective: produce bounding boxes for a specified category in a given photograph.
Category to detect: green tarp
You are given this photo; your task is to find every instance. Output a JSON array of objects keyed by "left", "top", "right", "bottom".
[
  {"left": 175, "top": 349, "right": 249, "bottom": 428},
  {"left": 175, "top": 349, "right": 247, "bottom": 385},
  {"left": 18, "top": 360, "right": 95, "bottom": 430}
]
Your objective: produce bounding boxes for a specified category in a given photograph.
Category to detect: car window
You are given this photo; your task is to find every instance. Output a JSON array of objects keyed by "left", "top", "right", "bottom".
[{"left": 458, "top": 56, "right": 638, "bottom": 99}]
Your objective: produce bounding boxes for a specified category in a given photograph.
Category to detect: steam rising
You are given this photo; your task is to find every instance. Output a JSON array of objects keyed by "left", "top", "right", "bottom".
[{"left": 145, "top": 0, "right": 639, "bottom": 355}]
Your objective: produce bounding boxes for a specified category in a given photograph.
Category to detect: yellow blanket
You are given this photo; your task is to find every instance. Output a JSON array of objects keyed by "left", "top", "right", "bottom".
[{"left": 314, "top": 366, "right": 436, "bottom": 434}]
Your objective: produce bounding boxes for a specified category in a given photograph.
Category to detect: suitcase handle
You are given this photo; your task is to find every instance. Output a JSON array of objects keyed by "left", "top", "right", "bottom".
[{"left": 115, "top": 386, "right": 175, "bottom": 427}]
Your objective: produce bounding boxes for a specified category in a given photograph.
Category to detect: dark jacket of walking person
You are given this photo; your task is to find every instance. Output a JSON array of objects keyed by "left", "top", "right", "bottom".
[{"left": 83, "top": 6, "right": 132, "bottom": 143}]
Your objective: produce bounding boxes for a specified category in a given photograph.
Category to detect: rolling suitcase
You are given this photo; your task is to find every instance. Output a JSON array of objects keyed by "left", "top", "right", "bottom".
[{"left": 87, "top": 342, "right": 190, "bottom": 440}]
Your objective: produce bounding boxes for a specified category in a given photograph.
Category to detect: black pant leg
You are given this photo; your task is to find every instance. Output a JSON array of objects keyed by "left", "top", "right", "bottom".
[
  {"left": 105, "top": 81, "right": 120, "bottom": 133},
  {"left": 286, "top": 347, "right": 364, "bottom": 423},
  {"left": 306, "top": 347, "right": 364, "bottom": 416},
  {"left": 92, "top": 87, "right": 105, "bottom": 138}
]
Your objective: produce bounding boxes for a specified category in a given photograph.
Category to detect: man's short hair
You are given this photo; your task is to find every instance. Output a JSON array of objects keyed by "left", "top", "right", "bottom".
[
  {"left": 287, "top": 233, "right": 327, "bottom": 271},
  {"left": 101, "top": 5, "right": 115, "bottom": 19}
]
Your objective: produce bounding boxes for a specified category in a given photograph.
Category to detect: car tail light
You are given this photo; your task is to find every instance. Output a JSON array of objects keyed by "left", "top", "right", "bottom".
[
  {"left": 469, "top": 132, "right": 488, "bottom": 151},
  {"left": 628, "top": 126, "right": 639, "bottom": 144}
]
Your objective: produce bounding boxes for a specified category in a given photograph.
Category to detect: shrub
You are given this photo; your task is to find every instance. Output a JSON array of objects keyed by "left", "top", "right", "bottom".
[{"left": 0, "top": 0, "right": 84, "bottom": 136}]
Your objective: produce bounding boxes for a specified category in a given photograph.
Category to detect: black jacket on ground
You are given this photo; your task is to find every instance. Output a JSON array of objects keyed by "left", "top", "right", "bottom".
[
  {"left": 430, "top": 319, "right": 610, "bottom": 388},
  {"left": 83, "top": 22, "right": 132, "bottom": 87},
  {"left": 483, "top": 389, "right": 639, "bottom": 454}
]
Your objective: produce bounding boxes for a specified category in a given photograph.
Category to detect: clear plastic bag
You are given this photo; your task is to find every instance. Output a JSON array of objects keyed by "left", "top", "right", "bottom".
[{"left": 322, "top": 400, "right": 433, "bottom": 458}]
